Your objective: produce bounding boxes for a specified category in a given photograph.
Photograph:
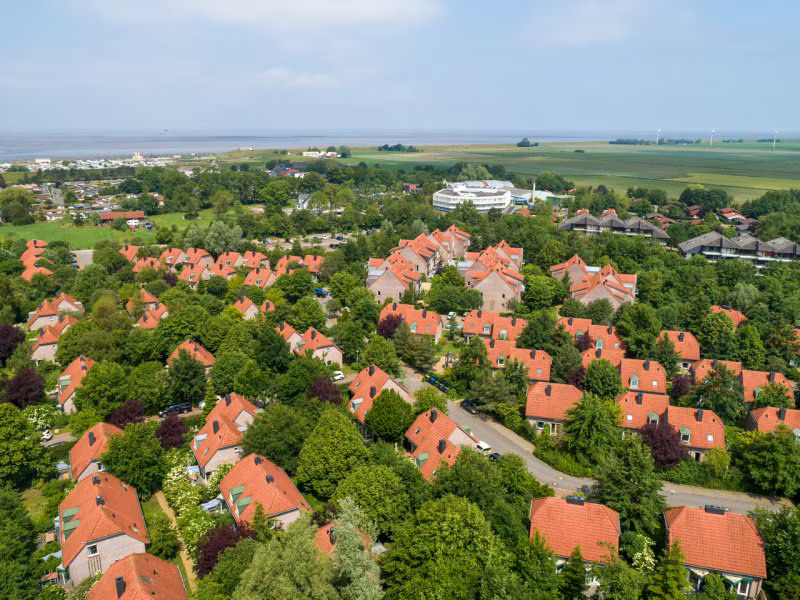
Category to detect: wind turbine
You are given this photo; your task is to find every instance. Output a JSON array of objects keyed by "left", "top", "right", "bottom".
[
  {"left": 773, "top": 130, "right": 780, "bottom": 151},
  {"left": 709, "top": 128, "right": 715, "bottom": 148},
  {"left": 655, "top": 128, "right": 661, "bottom": 146}
]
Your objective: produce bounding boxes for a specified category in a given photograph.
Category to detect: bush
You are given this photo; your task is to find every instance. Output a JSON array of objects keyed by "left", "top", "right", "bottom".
[
  {"left": 146, "top": 512, "right": 181, "bottom": 560},
  {"left": 660, "top": 458, "right": 745, "bottom": 491},
  {"left": 155, "top": 414, "right": 188, "bottom": 450},
  {"left": 533, "top": 443, "right": 594, "bottom": 478}
]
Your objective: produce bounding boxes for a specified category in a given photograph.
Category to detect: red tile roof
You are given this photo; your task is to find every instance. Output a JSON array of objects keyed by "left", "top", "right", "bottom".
[
  {"left": 274, "top": 255, "right": 302, "bottom": 277},
  {"left": 581, "top": 347, "right": 626, "bottom": 369},
  {"left": 233, "top": 296, "right": 257, "bottom": 316},
  {"left": 347, "top": 364, "right": 409, "bottom": 424},
  {"left": 242, "top": 251, "right": 269, "bottom": 269},
  {"left": 21, "top": 264, "right": 53, "bottom": 281},
  {"left": 178, "top": 263, "right": 209, "bottom": 284},
  {"left": 59, "top": 473, "right": 148, "bottom": 568},
  {"left": 379, "top": 303, "right": 441, "bottom": 336},
  {"left": 691, "top": 359, "right": 742, "bottom": 383},
  {"left": 530, "top": 497, "right": 620, "bottom": 562},
  {"left": 405, "top": 409, "right": 477, "bottom": 480},
  {"left": 525, "top": 382, "right": 583, "bottom": 421},
  {"left": 749, "top": 406, "right": 800, "bottom": 432},
  {"left": 184, "top": 247, "right": 212, "bottom": 266},
  {"left": 136, "top": 303, "right": 168, "bottom": 329},
  {"left": 620, "top": 358, "right": 666, "bottom": 394},
  {"left": 665, "top": 506, "right": 766, "bottom": 578},
  {"left": 243, "top": 267, "right": 275, "bottom": 288},
  {"left": 550, "top": 254, "right": 587, "bottom": 278},
  {"left": 710, "top": 305, "right": 747, "bottom": 329},
  {"left": 219, "top": 454, "right": 310, "bottom": 525},
  {"left": 303, "top": 254, "right": 324, "bottom": 274},
  {"left": 99, "top": 210, "right": 145, "bottom": 221},
  {"left": 297, "top": 327, "right": 336, "bottom": 353},
  {"left": 69, "top": 422, "right": 123, "bottom": 479},
  {"left": 159, "top": 247, "right": 186, "bottom": 267},
  {"left": 32, "top": 315, "right": 76, "bottom": 351},
  {"left": 88, "top": 553, "right": 187, "bottom": 600},
  {"left": 463, "top": 310, "right": 527, "bottom": 340},
  {"left": 483, "top": 338, "right": 551, "bottom": 380},
  {"left": 57, "top": 356, "right": 96, "bottom": 408},
  {"left": 558, "top": 316, "right": 593, "bottom": 338},
  {"left": 119, "top": 244, "right": 140, "bottom": 262},
  {"left": 664, "top": 406, "right": 725, "bottom": 449},
  {"left": 740, "top": 369, "right": 795, "bottom": 403},
  {"left": 276, "top": 322, "right": 298, "bottom": 343},
  {"left": 209, "top": 263, "right": 236, "bottom": 279},
  {"left": 27, "top": 298, "right": 60, "bottom": 328},
  {"left": 315, "top": 523, "right": 337, "bottom": 555},
  {"left": 132, "top": 257, "right": 162, "bottom": 274},
  {"left": 192, "top": 393, "right": 258, "bottom": 469},
  {"left": 662, "top": 330, "right": 700, "bottom": 361},
  {"left": 215, "top": 251, "right": 242, "bottom": 269},
  {"left": 260, "top": 300, "right": 275, "bottom": 313},
  {"left": 616, "top": 391, "right": 669, "bottom": 430},
  {"left": 126, "top": 289, "right": 159, "bottom": 313},
  {"left": 167, "top": 340, "right": 215, "bottom": 368}
]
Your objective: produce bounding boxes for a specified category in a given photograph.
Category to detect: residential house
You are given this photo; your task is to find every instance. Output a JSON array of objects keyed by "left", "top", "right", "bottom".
[
  {"left": 27, "top": 293, "right": 84, "bottom": 331},
  {"left": 617, "top": 392, "right": 670, "bottom": 431},
  {"left": 379, "top": 303, "right": 443, "bottom": 342},
  {"left": 620, "top": 359, "right": 667, "bottom": 394},
  {"left": 581, "top": 347, "right": 626, "bottom": 369},
  {"left": 664, "top": 506, "right": 767, "bottom": 598},
  {"left": 466, "top": 265, "right": 524, "bottom": 311},
  {"left": 131, "top": 257, "right": 162, "bottom": 274},
  {"left": 233, "top": 297, "right": 260, "bottom": 320},
  {"left": 664, "top": 406, "right": 725, "bottom": 461},
  {"left": 215, "top": 251, "right": 245, "bottom": 270},
  {"left": 242, "top": 251, "right": 270, "bottom": 269},
  {"left": 390, "top": 235, "right": 446, "bottom": 277},
  {"left": 57, "top": 355, "right": 96, "bottom": 414},
  {"left": 125, "top": 289, "right": 159, "bottom": 314},
  {"left": 69, "top": 422, "right": 123, "bottom": 481},
  {"left": 276, "top": 323, "right": 303, "bottom": 352},
  {"left": 273, "top": 255, "right": 302, "bottom": 277},
  {"left": 58, "top": 473, "right": 148, "bottom": 585},
  {"left": 295, "top": 327, "right": 343, "bottom": 366},
  {"left": 740, "top": 370, "right": 795, "bottom": 403},
  {"left": 747, "top": 406, "right": 800, "bottom": 433},
  {"left": 430, "top": 225, "right": 471, "bottom": 259},
  {"left": 184, "top": 248, "right": 214, "bottom": 269},
  {"left": 98, "top": 210, "right": 145, "bottom": 224},
  {"left": 20, "top": 239, "right": 48, "bottom": 265},
  {"left": 167, "top": 340, "right": 215, "bottom": 373},
  {"left": 525, "top": 382, "right": 583, "bottom": 435},
  {"left": 691, "top": 359, "right": 742, "bottom": 383},
  {"left": 209, "top": 262, "right": 236, "bottom": 280},
  {"left": 260, "top": 300, "right": 276, "bottom": 314},
  {"left": 191, "top": 393, "right": 258, "bottom": 479},
  {"left": 119, "top": 244, "right": 140, "bottom": 262},
  {"left": 347, "top": 364, "right": 412, "bottom": 432},
  {"left": 483, "top": 339, "right": 551, "bottom": 381},
  {"left": 559, "top": 317, "right": 625, "bottom": 353},
  {"left": 711, "top": 305, "right": 747, "bottom": 329},
  {"left": 135, "top": 303, "right": 169, "bottom": 329},
  {"left": 719, "top": 207, "right": 746, "bottom": 222},
  {"left": 661, "top": 330, "right": 701, "bottom": 370},
  {"left": 219, "top": 454, "right": 310, "bottom": 528},
  {"left": 558, "top": 208, "right": 669, "bottom": 244},
  {"left": 243, "top": 267, "right": 276, "bottom": 289},
  {"left": 31, "top": 314, "right": 76, "bottom": 362},
  {"left": 366, "top": 255, "right": 422, "bottom": 303},
  {"left": 550, "top": 254, "right": 592, "bottom": 283},
  {"left": 404, "top": 409, "right": 480, "bottom": 480},
  {"left": 462, "top": 310, "right": 527, "bottom": 341},
  {"left": 551, "top": 256, "right": 637, "bottom": 307},
  {"left": 303, "top": 254, "right": 325, "bottom": 276},
  {"left": 21, "top": 263, "right": 54, "bottom": 281},
  {"left": 159, "top": 247, "right": 187, "bottom": 269},
  {"left": 530, "top": 496, "right": 620, "bottom": 569},
  {"left": 87, "top": 553, "right": 188, "bottom": 600},
  {"left": 178, "top": 263, "right": 211, "bottom": 289},
  {"left": 678, "top": 231, "right": 800, "bottom": 268}
]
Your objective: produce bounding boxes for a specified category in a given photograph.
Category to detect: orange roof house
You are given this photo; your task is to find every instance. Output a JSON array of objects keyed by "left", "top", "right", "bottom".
[
  {"left": 191, "top": 393, "right": 258, "bottom": 478},
  {"left": 617, "top": 391, "right": 670, "bottom": 430},
  {"left": 242, "top": 251, "right": 270, "bottom": 269},
  {"left": 525, "top": 382, "right": 583, "bottom": 435},
  {"left": 691, "top": 359, "right": 742, "bottom": 383},
  {"left": 119, "top": 244, "right": 139, "bottom": 262},
  {"left": 581, "top": 347, "right": 626, "bottom": 369},
  {"left": 215, "top": 251, "right": 244, "bottom": 270},
  {"left": 664, "top": 506, "right": 766, "bottom": 597},
  {"left": 366, "top": 255, "right": 422, "bottom": 303},
  {"left": 550, "top": 254, "right": 589, "bottom": 282},
  {"left": 159, "top": 247, "right": 187, "bottom": 268},
  {"left": 69, "top": 422, "right": 123, "bottom": 481},
  {"left": 243, "top": 267, "right": 276, "bottom": 288},
  {"left": 274, "top": 255, "right": 303, "bottom": 277},
  {"left": 558, "top": 316, "right": 593, "bottom": 339},
  {"left": 463, "top": 310, "right": 527, "bottom": 341},
  {"left": 466, "top": 265, "right": 524, "bottom": 311},
  {"left": 27, "top": 295, "right": 83, "bottom": 331},
  {"left": 569, "top": 265, "right": 637, "bottom": 309},
  {"left": 209, "top": 262, "right": 236, "bottom": 280},
  {"left": 178, "top": 263, "right": 211, "bottom": 288},
  {"left": 31, "top": 314, "right": 76, "bottom": 362},
  {"left": 21, "top": 263, "right": 53, "bottom": 281},
  {"left": 219, "top": 454, "right": 310, "bottom": 528},
  {"left": 620, "top": 358, "right": 666, "bottom": 394},
  {"left": 88, "top": 553, "right": 187, "bottom": 600},
  {"left": 58, "top": 473, "right": 148, "bottom": 585},
  {"left": 347, "top": 364, "right": 412, "bottom": 425},
  {"left": 747, "top": 406, "right": 800, "bottom": 433},
  {"left": 711, "top": 305, "right": 747, "bottom": 329},
  {"left": 483, "top": 338, "right": 551, "bottom": 380},
  {"left": 379, "top": 303, "right": 443, "bottom": 342},
  {"left": 303, "top": 254, "right": 325, "bottom": 274},
  {"left": 530, "top": 496, "right": 620, "bottom": 564},
  {"left": 135, "top": 303, "right": 169, "bottom": 329},
  {"left": 404, "top": 409, "right": 479, "bottom": 480},
  {"left": 233, "top": 296, "right": 259, "bottom": 320},
  {"left": 260, "top": 299, "right": 276, "bottom": 314},
  {"left": 125, "top": 289, "right": 159, "bottom": 314},
  {"left": 295, "top": 327, "right": 343, "bottom": 366},
  {"left": 662, "top": 330, "right": 701, "bottom": 366},
  {"left": 184, "top": 247, "right": 214, "bottom": 268},
  {"left": 663, "top": 406, "right": 725, "bottom": 459},
  {"left": 740, "top": 370, "right": 795, "bottom": 403},
  {"left": 57, "top": 355, "right": 96, "bottom": 414},
  {"left": 167, "top": 340, "right": 215, "bottom": 369},
  {"left": 132, "top": 257, "right": 162, "bottom": 274},
  {"left": 276, "top": 322, "right": 302, "bottom": 351}
]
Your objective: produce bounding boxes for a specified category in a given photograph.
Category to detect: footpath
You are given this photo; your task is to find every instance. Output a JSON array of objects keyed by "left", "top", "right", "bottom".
[{"left": 155, "top": 491, "right": 197, "bottom": 592}]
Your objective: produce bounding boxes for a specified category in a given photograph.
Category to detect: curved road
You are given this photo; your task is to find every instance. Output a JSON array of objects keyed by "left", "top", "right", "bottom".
[{"left": 446, "top": 400, "right": 788, "bottom": 515}]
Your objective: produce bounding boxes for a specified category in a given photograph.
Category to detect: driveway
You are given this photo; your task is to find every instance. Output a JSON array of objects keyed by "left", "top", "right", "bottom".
[
  {"left": 446, "top": 400, "right": 788, "bottom": 514},
  {"left": 42, "top": 432, "right": 76, "bottom": 448},
  {"left": 72, "top": 249, "right": 93, "bottom": 268}
]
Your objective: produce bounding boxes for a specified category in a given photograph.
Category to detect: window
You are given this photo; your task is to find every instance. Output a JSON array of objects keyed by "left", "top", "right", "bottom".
[
  {"left": 626, "top": 414, "right": 633, "bottom": 421},
  {"left": 410, "top": 322, "right": 417, "bottom": 333},
  {"left": 754, "top": 387, "right": 762, "bottom": 397},
  {"left": 87, "top": 545, "right": 98, "bottom": 556},
  {"left": 97, "top": 463, "right": 105, "bottom": 472},
  {"left": 707, "top": 434, "right": 714, "bottom": 442},
  {"left": 596, "top": 339, "right": 604, "bottom": 349},
  {"left": 680, "top": 427, "right": 691, "bottom": 444},
  {"left": 652, "top": 380, "right": 658, "bottom": 388},
  {"left": 629, "top": 375, "right": 639, "bottom": 389},
  {"left": 482, "top": 324, "right": 491, "bottom": 335},
  {"left": 499, "top": 329, "right": 507, "bottom": 339},
  {"left": 497, "top": 355, "right": 505, "bottom": 367},
  {"left": 537, "top": 421, "right": 545, "bottom": 429},
  {"left": 735, "top": 580, "right": 751, "bottom": 599},
  {"left": 537, "top": 368, "right": 543, "bottom": 375}
]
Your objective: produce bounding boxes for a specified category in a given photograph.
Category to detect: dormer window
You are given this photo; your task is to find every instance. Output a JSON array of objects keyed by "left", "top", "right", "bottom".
[
  {"left": 754, "top": 387, "right": 762, "bottom": 397},
  {"left": 497, "top": 355, "right": 505, "bottom": 367},
  {"left": 596, "top": 339, "right": 604, "bottom": 350},
  {"left": 410, "top": 322, "right": 417, "bottom": 333},
  {"left": 629, "top": 375, "right": 639, "bottom": 389},
  {"left": 482, "top": 324, "right": 491, "bottom": 335},
  {"left": 680, "top": 427, "right": 691, "bottom": 444},
  {"left": 499, "top": 329, "right": 507, "bottom": 339},
  {"left": 648, "top": 412, "right": 659, "bottom": 425}
]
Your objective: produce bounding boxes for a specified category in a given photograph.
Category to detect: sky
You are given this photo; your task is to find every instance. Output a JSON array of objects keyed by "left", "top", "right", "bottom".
[{"left": 0, "top": 0, "right": 797, "bottom": 133}]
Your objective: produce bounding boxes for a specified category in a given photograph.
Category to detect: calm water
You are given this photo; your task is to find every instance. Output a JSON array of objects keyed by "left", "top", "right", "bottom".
[{"left": 0, "top": 129, "right": 792, "bottom": 161}]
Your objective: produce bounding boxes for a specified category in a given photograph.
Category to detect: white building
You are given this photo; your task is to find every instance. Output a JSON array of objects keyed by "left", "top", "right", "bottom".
[{"left": 433, "top": 180, "right": 513, "bottom": 213}]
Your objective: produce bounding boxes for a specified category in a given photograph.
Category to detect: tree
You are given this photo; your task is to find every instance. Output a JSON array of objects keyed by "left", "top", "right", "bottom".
[
  {"left": 296, "top": 409, "right": 369, "bottom": 498},
  {"left": 592, "top": 436, "right": 666, "bottom": 538},
  {"left": 329, "top": 272, "right": 362, "bottom": 303},
  {"left": 196, "top": 525, "right": 254, "bottom": 577},
  {"left": 308, "top": 377, "right": 342, "bottom": 405},
  {"left": 465, "top": 372, "right": 518, "bottom": 415},
  {"left": 752, "top": 381, "right": 794, "bottom": 409},
  {"left": 168, "top": 349, "right": 207, "bottom": 405},
  {"left": 126, "top": 361, "right": 169, "bottom": 413},
  {"left": 652, "top": 335, "right": 680, "bottom": 380},
  {"left": 616, "top": 303, "right": 662, "bottom": 358},
  {"left": 101, "top": 422, "right": 165, "bottom": 499},
  {"left": 559, "top": 546, "right": 587, "bottom": 599},
  {"left": 736, "top": 325, "right": 766, "bottom": 370},
  {"left": 0, "top": 323, "right": 24, "bottom": 364},
  {"left": 381, "top": 495, "right": 503, "bottom": 600},
  {"left": 69, "top": 406, "right": 101, "bottom": 437},
  {"left": 639, "top": 421, "right": 688, "bottom": 469},
  {"left": 646, "top": 542, "right": 689, "bottom": 600},
  {"left": 687, "top": 365, "right": 745, "bottom": 424},
  {"left": 233, "top": 517, "right": 338, "bottom": 600},
  {"left": 696, "top": 312, "right": 737, "bottom": 360},
  {"left": 0, "top": 403, "right": 49, "bottom": 487},
  {"left": 211, "top": 350, "right": 248, "bottom": 395},
  {"left": 693, "top": 574, "right": 736, "bottom": 600},
  {"left": 275, "top": 355, "right": 330, "bottom": 402},
  {"left": 155, "top": 414, "right": 189, "bottom": 449},
  {"left": 523, "top": 275, "right": 562, "bottom": 310},
  {"left": 564, "top": 393, "right": 621, "bottom": 464},
  {"left": 362, "top": 334, "right": 401, "bottom": 376},
  {"left": 0, "top": 486, "right": 38, "bottom": 600},
  {"left": 452, "top": 334, "right": 489, "bottom": 393},
  {"left": 205, "top": 221, "right": 243, "bottom": 256},
  {"left": 333, "top": 464, "right": 410, "bottom": 536},
  {"left": 203, "top": 538, "right": 259, "bottom": 598},
  {"left": 242, "top": 404, "right": 312, "bottom": 474},
  {"left": 330, "top": 497, "right": 383, "bottom": 600},
  {"left": 752, "top": 505, "right": 800, "bottom": 598},
  {"left": 274, "top": 268, "right": 314, "bottom": 303},
  {"left": 146, "top": 511, "right": 181, "bottom": 560},
  {"left": 594, "top": 551, "right": 646, "bottom": 600},
  {"left": 413, "top": 387, "right": 448, "bottom": 415},
  {"left": 234, "top": 359, "right": 267, "bottom": 399},
  {"left": 737, "top": 428, "right": 800, "bottom": 496},
  {"left": 583, "top": 359, "right": 623, "bottom": 399},
  {"left": 109, "top": 398, "right": 145, "bottom": 428},
  {"left": 670, "top": 375, "right": 690, "bottom": 402},
  {"left": 3, "top": 367, "right": 44, "bottom": 408},
  {"left": 289, "top": 296, "right": 327, "bottom": 332},
  {"left": 75, "top": 361, "right": 127, "bottom": 417},
  {"left": 253, "top": 325, "right": 291, "bottom": 373},
  {"left": 377, "top": 314, "right": 403, "bottom": 338},
  {"left": 330, "top": 319, "right": 367, "bottom": 363},
  {"left": 365, "top": 389, "right": 414, "bottom": 443},
  {"left": 393, "top": 324, "right": 437, "bottom": 372}
]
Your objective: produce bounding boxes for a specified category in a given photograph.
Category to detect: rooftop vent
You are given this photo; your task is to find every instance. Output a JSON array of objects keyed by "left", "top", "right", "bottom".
[
  {"left": 96, "top": 495, "right": 104, "bottom": 506},
  {"left": 511, "top": 317, "right": 516, "bottom": 325},
  {"left": 92, "top": 475, "right": 100, "bottom": 484},
  {"left": 769, "top": 371, "right": 776, "bottom": 382},
  {"left": 225, "top": 394, "right": 231, "bottom": 406},
  {"left": 607, "top": 324, "right": 613, "bottom": 334},
  {"left": 266, "top": 474, "right": 274, "bottom": 483},
  {"left": 369, "top": 365, "right": 375, "bottom": 376},
  {"left": 679, "top": 332, "right": 685, "bottom": 342},
  {"left": 213, "top": 420, "right": 219, "bottom": 434},
  {"left": 370, "top": 386, "right": 377, "bottom": 398},
  {"left": 478, "top": 310, "right": 482, "bottom": 318},
  {"left": 644, "top": 360, "right": 650, "bottom": 371},
  {"left": 545, "top": 384, "right": 552, "bottom": 397},
  {"left": 254, "top": 456, "right": 262, "bottom": 465},
  {"left": 422, "top": 309, "right": 427, "bottom": 318},
  {"left": 490, "top": 339, "right": 495, "bottom": 348},
  {"left": 329, "top": 525, "right": 336, "bottom": 545},
  {"left": 780, "top": 407, "right": 788, "bottom": 421},
  {"left": 696, "top": 408, "right": 704, "bottom": 422},
  {"left": 115, "top": 576, "right": 126, "bottom": 598}
]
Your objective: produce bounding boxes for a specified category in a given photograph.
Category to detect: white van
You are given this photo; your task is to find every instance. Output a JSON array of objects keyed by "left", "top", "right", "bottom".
[{"left": 476, "top": 441, "right": 492, "bottom": 454}]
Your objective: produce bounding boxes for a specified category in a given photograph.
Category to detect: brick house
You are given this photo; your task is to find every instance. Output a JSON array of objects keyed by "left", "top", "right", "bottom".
[
  {"left": 242, "top": 251, "right": 270, "bottom": 269},
  {"left": 57, "top": 355, "right": 96, "bottom": 414},
  {"left": 132, "top": 257, "right": 163, "bottom": 274},
  {"left": 404, "top": 409, "right": 480, "bottom": 480},
  {"left": 366, "top": 255, "right": 422, "bottom": 303},
  {"left": 178, "top": 263, "right": 211, "bottom": 289},
  {"left": 483, "top": 339, "right": 551, "bottom": 381},
  {"left": 69, "top": 422, "right": 123, "bottom": 481},
  {"left": 88, "top": 553, "right": 187, "bottom": 600},
  {"left": 191, "top": 393, "right": 258, "bottom": 479},
  {"left": 663, "top": 406, "right": 725, "bottom": 461},
  {"left": 31, "top": 314, "right": 76, "bottom": 363},
  {"left": 525, "top": 382, "right": 583, "bottom": 435},
  {"left": 379, "top": 303, "right": 444, "bottom": 342},
  {"left": 466, "top": 266, "right": 524, "bottom": 311},
  {"left": 135, "top": 303, "right": 169, "bottom": 329},
  {"left": 294, "top": 327, "right": 343, "bottom": 366},
  {"left": 184, "top": 248, "right": 214, "bottom": 269},
  {"left": 243, "top": 267, "right": 276, "bottom": 289},
  {"left": 740, "top": 370, "right": 795, "bottom": 403},
  {"left": 159, "top": 247, "right": 187, "bottom": 269},
  {"left": 119, "top": 244, "right": 140, "bottom": 262},
  {"left": 462, "top": 310, "right": 527, "bottom": 341},
  {"left": 125, "top": 289, "right": 159, "bottom": 314}
]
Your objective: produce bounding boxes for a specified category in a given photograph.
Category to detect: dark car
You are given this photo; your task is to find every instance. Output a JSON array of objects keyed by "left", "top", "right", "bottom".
[
  {"left": 159, "top": 402, "right": 192, "bottom": 418},
  {"left": 488, "top": 452, "right": 502, "bottom": 462},
  {"left": 461, "top": 400, "right": 479, "bottom": 415},
  {"left": 334, "top": 234, "right": 344, "bottom": 241}
]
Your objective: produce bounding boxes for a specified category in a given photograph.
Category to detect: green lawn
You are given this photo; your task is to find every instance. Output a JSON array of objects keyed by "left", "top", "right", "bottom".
[
  {"left": 21, "top": 486, "right": 46, "bottom": 521},
  {"left": 140, "top": 495, "right": 192, "bottom": 593}
]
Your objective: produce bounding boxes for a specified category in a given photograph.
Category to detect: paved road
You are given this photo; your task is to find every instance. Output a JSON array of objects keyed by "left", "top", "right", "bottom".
[
  {"left": 72, "top": 249, "right": 94, "bottom": 268},
  {"left": 42, "top": 432, "right": 76, "bottom": 448},
  {"left": 446, "top": 400, "right": 788, "bottom": 515}
]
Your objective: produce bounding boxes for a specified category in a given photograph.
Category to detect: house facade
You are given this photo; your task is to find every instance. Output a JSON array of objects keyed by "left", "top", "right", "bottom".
[
  {"left": 404, "top": 409, "right": 480, "bottom": 480},
  {"left": 57, "top": 355, "right": 96, "bottom": 414},
  {"left": 191, "top": 393, "right": 258, "bottom": 479},
  {"left": 525, "top": 382, "right": 583, "bottom": 435},
  {"left": 69, "top": 422, "right": 123, "bottom": 481}
]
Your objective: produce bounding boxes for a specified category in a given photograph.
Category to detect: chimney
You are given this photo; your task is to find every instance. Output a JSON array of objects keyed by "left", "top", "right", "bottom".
[
  {"left": 370, "top": 386, "right": 377, "bottom": 398},
  {"left": 595, "top": 348, "right": 601, "bottom": 358},
  {"left": 96, "top": 495, "right": 104, "bottom": 506},
  {"left": 115, "top": 576, "right": 126, "bottom": 598},
  {"left": 329, "top": 525, "right": 336, "bottom": 545},
  {"left": 430, "top": 409, "right": 438, "bottom": 422},
  {"left": 566, "top": 496, "right": 585, "bottom": 506},
  {"left": 511, "top": 317, "right": 516, "bottom": 326},
  {"left": 644, "top": 360, "right": 650, "bottom": 371},
  {"left": 567, "top": 318, "right": 572, "bottom": 325},
  {"left": 712, "top": 358, "right": 718, "bottom": 368},
  {"left": 636, "top": 393, "right": 643, "bottom": 405},
  {"left": 438, "top": 439, "right": 446, "bottom": 453},
  {"left": 254, "top": 456, "right": 262, "bottom": 464},
  {"left": 392, "top": 302, "right": 397, "bottom": 310},
  {"left": 92, "top": 475, "right": 100, "bottom": 484},
  {"left": 88, "top": 431, "right": 96, "bottom": 446},
  {"left": 311, "top": 329, "right": 316, "bottom": 340},
  {"left": 679, "top": 332, "right": 685, "bottom": 342},
  {"left": 266, "top": 474, "right": 274, "bottom": 483},
  {"left": 779, "top": 407, "right": 787, "bottom": 421},
  {"left": 545, "top": 384, "right": 552, "bottom": 397},
  {"left": 369, "top": 365, "right": 375, "bottom": 376},
  {"left": 696, "top": 408, "right": 704, "bottom": 422},
  {"left": 490, "top": 339, "right": 495, "bottom": 348},
  {"left": 607, "top": 324, "right": 613, "bottom": 334},
  {"left": 478, "top": 310, "right": 482, "bottom": 318},
  {"left": 530, "top": 349, "right": 536, "bottom": 359},
  {"left": 422, "top": 309, "right": 427, "bottom": 318},
  {"left": 225, "top": 393, "right": 231, "bottom": 406},
  {"left": 769, "top": 371, "right": 776, "bottom": 382},
  {"left": 213, "top": 420, "right": 219, "bottom": 434}
]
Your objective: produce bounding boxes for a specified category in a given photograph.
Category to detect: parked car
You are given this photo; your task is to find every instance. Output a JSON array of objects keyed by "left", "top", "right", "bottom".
[
  {"left": 476, "top": 441, "right": 492, "bottom": 454},
  {"left": 488, "top": 452, "right": 502, "bottom": 462},
  {"left": 315, "top": 288, "right": 329, "bottom": 298},
  {"left": 331, "top": 370, "right": 345, "bottom": 382},
  {"left": 334, "top": 234, "right": 344, "bottom": 241},
  {"left": 461, "top": 400, "right": 479, "bottom": 415},
  {"left": 41, "top": 429, "right": 53, "bottom": 442},
  {"left": 321, "top": 234, "right": 330, "bottom": 239},
  {"left": 329, "top": 243, "right": 339, "bottom": 249},
  {"left": 159, "top": 402, "right": 192, "bottom": 418},
  {"left": 424, "top": 373, "right": 451, "bottom": 392}
]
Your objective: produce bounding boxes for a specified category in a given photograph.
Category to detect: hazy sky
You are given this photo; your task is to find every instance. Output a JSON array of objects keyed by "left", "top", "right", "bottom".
[{"left": 1, "top": 0, "right": 796, "bottom": 132}]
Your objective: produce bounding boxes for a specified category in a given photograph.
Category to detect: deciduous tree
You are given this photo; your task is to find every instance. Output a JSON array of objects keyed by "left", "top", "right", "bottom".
[
  {"left": 3, "top": 367, "right": 44, "bottom": 408},
  {"left": 102, "top": 422, "right": 165, "bottom": 499},
  {"left": 365, "top": 389, "right": 414, "bottom": 443},
  {"left": 639, "top": 421, "right": 688, "bottom": 469},
  {"left": 564, "top": 393, "right": 621, "bottom": 464},
  {"left": 583, "top": 359, "right": 623, "bottom": 399},
  {"left": 559, "top": 546, "right": 587, "bottom": 599},
  {"left": 242, "top": 404, "right": 312, "bottom": 474},
  {"left": 333, "top": 464, "right": 410, "bottom": 536},
  {"left": 155, "top": 414, "right": 189, "bottom": 450}
]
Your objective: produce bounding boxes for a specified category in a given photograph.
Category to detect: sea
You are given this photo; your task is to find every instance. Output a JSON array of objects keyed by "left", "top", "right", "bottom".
[{"left": 0, "top": 129, "right": 792, "bottom": 161}]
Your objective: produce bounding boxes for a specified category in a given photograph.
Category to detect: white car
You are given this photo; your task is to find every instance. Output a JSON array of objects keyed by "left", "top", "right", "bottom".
[
  {"left": 321, "top": 234, "right": 331, "bottom": 239},
  {"left": 476, "top": 440, "right": 492, "bottom": 454},
  {"left": 41, "top": 429, "right": 53, "bottom": 442},
  {"left": 331, "top": 370, "right": 345, "bottom": 382}
]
